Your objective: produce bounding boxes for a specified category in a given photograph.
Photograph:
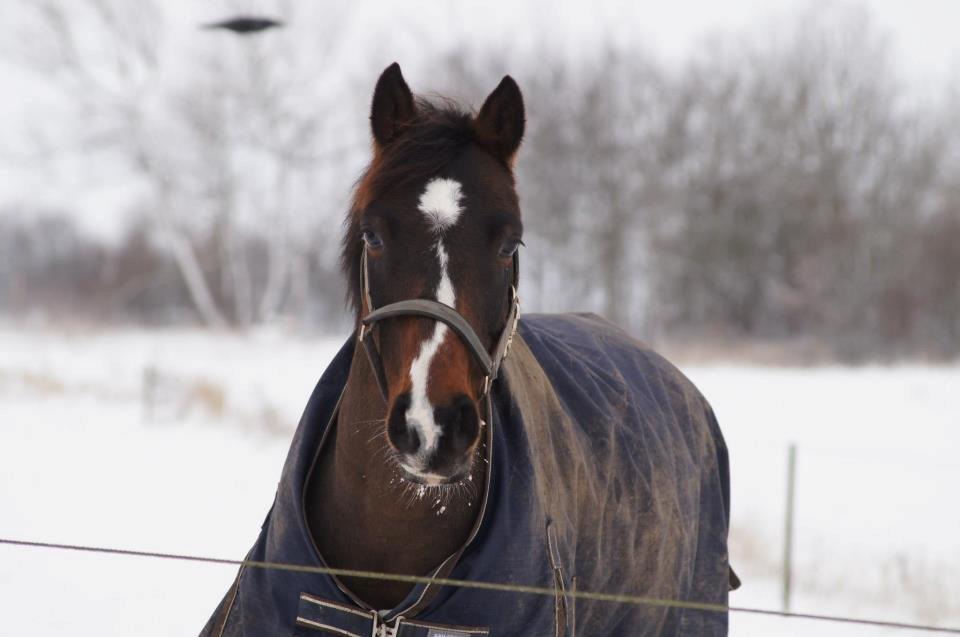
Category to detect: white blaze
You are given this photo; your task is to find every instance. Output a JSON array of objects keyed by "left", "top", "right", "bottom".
[{"left": 405, "top": 178, "right": 463, "bottom": 456}]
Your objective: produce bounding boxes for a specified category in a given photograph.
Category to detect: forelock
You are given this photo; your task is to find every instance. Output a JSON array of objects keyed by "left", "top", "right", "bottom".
[
  {"left": 352, "top": 98, "right": 474, "bottom": 211},
  {"left": 341, "top": 99, "right": 476, "bottom": 315}
]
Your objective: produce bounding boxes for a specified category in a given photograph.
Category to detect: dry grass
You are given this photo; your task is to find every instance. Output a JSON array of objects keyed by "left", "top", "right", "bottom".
[
  {"left": 175, "top": 379, "right": 226, "bottom": 420},
  {"left": 2, "top": 364, "right": 292, "bottom": 437},
  {"left": 0, "top": 369, "right": 68, "bottom": 395}
]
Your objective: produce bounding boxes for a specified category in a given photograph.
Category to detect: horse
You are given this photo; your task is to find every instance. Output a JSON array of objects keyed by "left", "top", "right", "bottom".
[{"left": 202, "top": 62, "right": 736, "bottom": 637}]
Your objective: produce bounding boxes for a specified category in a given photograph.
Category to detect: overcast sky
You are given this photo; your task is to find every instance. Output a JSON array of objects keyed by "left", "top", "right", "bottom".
[
  {"left": 335, "top": 0, "right": 959, "bottom": 84},
  {"left": 1, "top": 0, "right": 957, "bottom": 239}
]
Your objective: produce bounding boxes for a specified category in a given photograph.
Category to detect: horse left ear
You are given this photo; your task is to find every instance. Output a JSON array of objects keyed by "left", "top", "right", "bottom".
[{"left": 473, "top": 76, "right": 525, "bottom": 164}]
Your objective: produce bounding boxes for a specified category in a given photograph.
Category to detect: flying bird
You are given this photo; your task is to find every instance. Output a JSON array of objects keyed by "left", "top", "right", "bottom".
[{"left": 201, "top": 16, "right": 284, "bottom": 34}]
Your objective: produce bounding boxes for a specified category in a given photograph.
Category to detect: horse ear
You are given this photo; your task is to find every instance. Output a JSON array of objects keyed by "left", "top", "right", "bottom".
[
  {"left": 370, "top": 62, "right": 416, "bottom": 147},
  {"left": 473, "top": 76, "right": 525, "bottom": 164}
]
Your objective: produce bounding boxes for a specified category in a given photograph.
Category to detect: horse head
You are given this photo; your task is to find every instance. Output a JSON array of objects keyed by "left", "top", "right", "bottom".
[{"left": 342, "top": 63, "right": 524, "bottom": 486}]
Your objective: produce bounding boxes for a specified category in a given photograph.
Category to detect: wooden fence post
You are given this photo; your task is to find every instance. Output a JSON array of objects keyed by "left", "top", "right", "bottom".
[
  {"left": 143, "top": 365, "right": 158, "bottom": 424},
  {"left": 782, "top": 443, "right": 797, "bottom": 612}
]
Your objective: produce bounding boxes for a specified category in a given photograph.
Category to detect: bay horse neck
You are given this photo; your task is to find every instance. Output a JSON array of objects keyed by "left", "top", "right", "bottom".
[
  {"left": 305, "top": 337, "right": 487, "bottom": 610},
  {"left": 308, "top": 223, "right": 517, "bottom": 611}
]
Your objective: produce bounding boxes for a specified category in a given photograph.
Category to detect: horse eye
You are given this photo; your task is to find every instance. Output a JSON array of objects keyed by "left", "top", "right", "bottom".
[
  {"left": 362, "top": 230, "right": 383, "bottom": 249},
  {"left": 499, "top": 238, "right": 521, "bottom": 259}
]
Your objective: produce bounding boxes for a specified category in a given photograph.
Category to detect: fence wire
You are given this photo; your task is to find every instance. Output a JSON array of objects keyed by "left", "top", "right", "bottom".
[{"left": 2, "top": 537, "right": 959, "bottom": 634}]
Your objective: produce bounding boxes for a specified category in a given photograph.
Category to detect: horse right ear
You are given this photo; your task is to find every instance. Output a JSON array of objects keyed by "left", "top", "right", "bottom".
[
  {"left": 473, "top": 75, "right": 525, "bottom": 165},
  {"left": 370, "top": 62, "right": 416, "bottom": 147}
]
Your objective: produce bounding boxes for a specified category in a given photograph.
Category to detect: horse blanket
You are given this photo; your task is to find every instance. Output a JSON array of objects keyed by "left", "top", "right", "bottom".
[{"left": 201, "top": 313, "right": 733, "bottom": 636}]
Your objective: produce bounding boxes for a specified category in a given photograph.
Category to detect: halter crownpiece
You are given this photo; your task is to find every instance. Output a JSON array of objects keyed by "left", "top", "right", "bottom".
[{"left": 358, "top": 244, "right": 520, "bottom": 404}]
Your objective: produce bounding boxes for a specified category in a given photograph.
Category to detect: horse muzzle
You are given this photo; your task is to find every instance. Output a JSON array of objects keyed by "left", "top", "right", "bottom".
[{"left": 387, "top": 391, "right": 481, "bottom": 485}]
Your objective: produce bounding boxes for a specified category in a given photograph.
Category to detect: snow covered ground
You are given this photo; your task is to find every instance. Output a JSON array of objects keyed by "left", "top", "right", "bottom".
[
  {"left": 1, "top": 325, "right": 958, "bottom": 636},
  {"left": 685, "top": 364, "right": 960, "bottom": 635}
]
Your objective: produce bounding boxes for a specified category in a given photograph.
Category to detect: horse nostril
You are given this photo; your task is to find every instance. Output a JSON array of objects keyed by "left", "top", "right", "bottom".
[
  {"left": 387, "top": 393, "right": 421, "bottom": 455},
  {"left": 439, "top": 393, "right": 480, "bottom": 453},
  {"left": 388, "top": 419, "right": 421, "bottom": 455},
  {"left": 456, "top": 395, "right": 479, "bottom": 440}
]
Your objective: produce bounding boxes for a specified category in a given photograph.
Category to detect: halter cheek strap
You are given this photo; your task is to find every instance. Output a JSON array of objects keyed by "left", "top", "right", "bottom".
[
  {"left": 352, "top": 246, "right": 518, "bottom": 619},
  {"left": 358, "top": 245, "right": 520, "bottom": 404}
]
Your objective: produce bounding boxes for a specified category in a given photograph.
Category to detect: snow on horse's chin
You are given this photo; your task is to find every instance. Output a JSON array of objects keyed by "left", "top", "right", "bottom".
[{"left": 395, "top": 449, "right": 475, "bottom": 488}]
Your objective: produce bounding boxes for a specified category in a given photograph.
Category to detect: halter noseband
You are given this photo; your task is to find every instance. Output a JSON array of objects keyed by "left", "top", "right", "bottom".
[{"left": 358, "top": 245, "right": 520, "bottom": 404}]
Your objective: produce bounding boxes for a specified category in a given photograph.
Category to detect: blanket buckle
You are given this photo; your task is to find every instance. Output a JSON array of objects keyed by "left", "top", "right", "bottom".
[{"left": 372, "top": 614, "right": 404, "bottom": 637}]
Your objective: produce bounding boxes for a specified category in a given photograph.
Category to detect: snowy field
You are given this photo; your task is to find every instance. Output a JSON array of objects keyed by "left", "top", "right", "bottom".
[{"left": 1, "top": 325, "right": 958, "bottom": 636}]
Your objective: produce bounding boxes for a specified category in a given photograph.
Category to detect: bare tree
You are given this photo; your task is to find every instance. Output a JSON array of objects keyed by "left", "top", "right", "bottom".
[
  {"left": 6, "top": 1, "right": 958, "bottom": 359},
  {"left": 9, "top": 0, "right": 353, "bottom": 326}
]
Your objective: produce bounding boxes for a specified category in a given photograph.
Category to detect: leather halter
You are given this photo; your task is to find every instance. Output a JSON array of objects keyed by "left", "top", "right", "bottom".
[{"left": 358, "top": 244, "right": 520, "bottom": 404}]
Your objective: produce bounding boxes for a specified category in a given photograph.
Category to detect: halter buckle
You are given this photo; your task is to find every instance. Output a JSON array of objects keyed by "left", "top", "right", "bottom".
[
  {"left": 480, "top": 374, "right": 491, "bottom": 398},
  {"left": 503, "top": 286, "right": 521, "bottom": 358}
]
